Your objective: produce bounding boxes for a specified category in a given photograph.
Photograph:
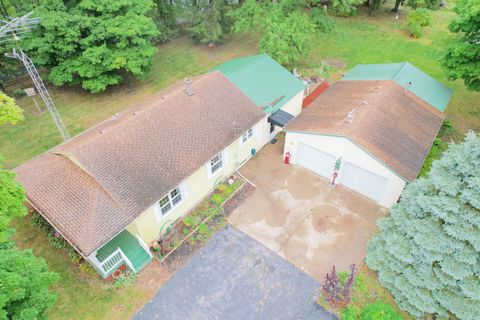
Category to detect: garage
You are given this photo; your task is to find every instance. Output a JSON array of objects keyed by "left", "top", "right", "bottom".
[
  {"left": 341, "top": 161, "right": 388, "bottom": 202},
  {"left": 296, "top": 143, "right": 336, "bottom": 179},
  {"left": 282, "top": 79, "right": 446, "bottom": 208}
]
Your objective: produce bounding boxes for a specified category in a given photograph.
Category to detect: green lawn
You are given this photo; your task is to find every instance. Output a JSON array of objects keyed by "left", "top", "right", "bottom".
[{"left": 2, "top": 4, "right": 480, "bottom": 320}]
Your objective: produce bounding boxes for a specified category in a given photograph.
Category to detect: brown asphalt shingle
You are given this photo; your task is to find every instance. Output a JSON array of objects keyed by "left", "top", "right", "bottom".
[
  {"left": 286, "top": 80, "right": 445, "bottom": 181},
  {"left": 14, "top": 71, "right": 265, "bottom": 256}
]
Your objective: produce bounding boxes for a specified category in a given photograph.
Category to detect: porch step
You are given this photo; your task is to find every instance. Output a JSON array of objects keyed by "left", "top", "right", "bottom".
[{"left": 97, "top": 230, "right": 152, "bottom": 275}]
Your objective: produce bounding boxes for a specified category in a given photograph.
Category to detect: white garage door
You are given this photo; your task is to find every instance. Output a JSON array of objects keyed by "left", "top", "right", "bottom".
[
  {"left": 296, "top": 143, "right": 336, "bottom": 179},
  {"left": 341, "top": 162, "right": 388, "bottom": 202}
]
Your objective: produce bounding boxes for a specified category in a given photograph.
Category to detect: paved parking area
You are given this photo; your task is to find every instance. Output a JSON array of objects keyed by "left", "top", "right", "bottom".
[
  {"left": 230, "top": 136, "right": 386, "bottom": 281},
  {"left": 134, "top": 226, "right": 335, "bottom": 320}
]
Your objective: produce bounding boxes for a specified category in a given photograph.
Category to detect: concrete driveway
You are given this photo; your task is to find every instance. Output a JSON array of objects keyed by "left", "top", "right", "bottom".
[
  {"left": 230, "top": 135, "right": 386, "bottom": 281},
  {"left": 134, "top": 226, "right": 335, "bottom": 320}
]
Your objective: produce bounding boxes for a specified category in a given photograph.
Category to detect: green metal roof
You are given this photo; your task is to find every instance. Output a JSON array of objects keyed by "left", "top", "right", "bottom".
[
  {"left": 213, "top": 54, "right": 306, "bottom": 114},
  {"left": 96, "top": 230, "right": 151, "bottom": 277},
  {"left": 342, "top": 62, "right": 452, "bottom": 111}
]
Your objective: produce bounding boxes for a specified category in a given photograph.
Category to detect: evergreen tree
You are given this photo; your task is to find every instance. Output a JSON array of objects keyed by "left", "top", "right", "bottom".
[
  {"left": 23, "top": 0, "right": 158, "bottom": 93},
  {"left": 187, "top": 0, "right": 231, "bottom": 44},
  {"left": 367, "top": 132, "right": 480, "bottom": 320}
]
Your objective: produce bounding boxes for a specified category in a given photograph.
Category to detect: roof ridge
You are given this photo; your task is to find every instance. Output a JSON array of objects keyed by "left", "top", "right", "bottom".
[
  {"left": 52, "top": 151, "right": 126, "bottom": 212},
  {"left": 392, "top": 62, "right": 408, "bottom": 82}
]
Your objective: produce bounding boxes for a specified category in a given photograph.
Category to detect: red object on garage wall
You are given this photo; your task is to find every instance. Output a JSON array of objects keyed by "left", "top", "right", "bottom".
[{"left": 302, "top": 81, "right": 330, "bottom": 109}]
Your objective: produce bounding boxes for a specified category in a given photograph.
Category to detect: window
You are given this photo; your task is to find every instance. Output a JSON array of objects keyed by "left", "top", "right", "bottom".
[
  {"left": 158, "top": 186, "right": 182, "bottom": 216},
  {"left": 242, "top": 127, "right": 254, "bottom": 144},
  {"left": 210, "top": 152, "right": 223, "bottom": 175}
]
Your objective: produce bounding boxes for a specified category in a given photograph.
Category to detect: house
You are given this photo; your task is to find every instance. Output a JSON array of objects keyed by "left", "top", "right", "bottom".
[
  {"left": 284, "top": 63, "right": 452, "bottom": 208},
  {"left": 14, "top": 71, "right": 267, "bottom": 278},
  {"left": 214, "top": 54, "right": 306, "bottom": 140}
]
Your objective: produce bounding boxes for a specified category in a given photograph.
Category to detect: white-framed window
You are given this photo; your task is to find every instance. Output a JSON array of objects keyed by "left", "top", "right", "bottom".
[
  {"left": 155, "top": 182, "right": 187, "bottom": 221},
  {"left": 207, "top": 149, "right": 228, "bottom": 178},
  {"left": 241, "top": 127, "right": 254, "bottom": 144}
]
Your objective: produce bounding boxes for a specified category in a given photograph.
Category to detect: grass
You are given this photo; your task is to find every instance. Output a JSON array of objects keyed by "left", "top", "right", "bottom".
[
  {"left": 2, "top": 3, "right": 480, "bottom": 319},
  {"left": 11, "top": 215, "right": 151, "bottom": 320}
]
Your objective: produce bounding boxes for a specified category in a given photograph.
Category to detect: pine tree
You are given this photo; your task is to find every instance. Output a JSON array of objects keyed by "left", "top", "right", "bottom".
[{"left": 367, "top": 132, "right": 480, "bottom": 320}]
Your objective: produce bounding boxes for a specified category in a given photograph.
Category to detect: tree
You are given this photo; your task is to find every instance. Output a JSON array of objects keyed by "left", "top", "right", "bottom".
[
  {"left": 0, "top": 92, "right": 24, "bottom": 125},
  {"left": 23, "top": 0, "right": 159, "bottom": 93},
  {"left": 151, "top": 0, "right": 178, "bottom": 43},
  {"left": 366, "top": 132, "right": 480, "bottom": 320},
  {"left": 443, "top": 0, "right": 480, "bottom": 92},
  {"left": 259, "top": 10, "right": 315, "bottom": 66},
  {"left": 230, "top": 0, "right": 315, "bottom": 66},
  {"left": 187, "top": 0, "right": 231, "bottom": 44},
  {"left": 0, "top": 156, "right": 26, "bottom": 243},
  {"left": 0, "top": 248, "right": 59, "bottom": 319}
]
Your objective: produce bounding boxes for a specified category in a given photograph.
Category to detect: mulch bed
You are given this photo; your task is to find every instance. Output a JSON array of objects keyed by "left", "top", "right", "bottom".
[{"left": 161, "top": 182, "right": 256, "bottom": 271}]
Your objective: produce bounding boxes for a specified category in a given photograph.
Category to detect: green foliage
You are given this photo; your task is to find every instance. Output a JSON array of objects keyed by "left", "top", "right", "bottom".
[
  {"left": 114, "top": 270, "right": 136, "bottom": 289},
  {"left": 443, "top": 0, "right": 480, "bottom": 92},
  {"left": 0, "top": 247, "right": 59, "bottom": 319},
  {"left": 310, "top": 8, "right": 335, "bottom": 33},
  {"left": 407, "top": 9, "right": 432, "bottom": 38},
  {"left": 30, "top": 214, "right": 53, "bottom": 233},
  {"left": 341, "top": 302, "right": 403, "bottom": 320},
  {"left": 230, "top": 0, "right": 316, "bottom": 65},
  {"left": 151, "top": 0, "right": 179, "bottom": 43},
  {"left": 210, "top": 192, "right": 224, "bottom": 205},
  {"left": 0, "top": 159, "right": 26, "bottom": 243},
  {"left": 78, "top": 262, "right": 99, "bottom": 277},
  {"left": 187, "top": 0, "right": 231, "bottom": 44},
  {"left": 0, "top": 92, "right": 24, "bottom": 126},
  {"left": 47, "top": 233, "right": 70, "bottom": 250},
  {"left": 67, "top": 250, "right": 82, "bottom": 265},
  {"left": 259, "top": 10, "right": 315, "bottom": 66},
  {"left": 406, "top": 0, "right": 441, "bottom": 10},
  {"left": 331, "top": 0, "right": 364, "bottom": 16},
  {"left": 23, "top": 0, "right": 159, "bottom": 93},
  {"left": 367, "top": 132, "right": 480, "bottom": 319}
]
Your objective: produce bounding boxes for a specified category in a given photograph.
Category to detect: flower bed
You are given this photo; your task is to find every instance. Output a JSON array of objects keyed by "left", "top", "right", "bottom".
[{"left": 151, "top": 175, "right": 245, "bottom": 261}]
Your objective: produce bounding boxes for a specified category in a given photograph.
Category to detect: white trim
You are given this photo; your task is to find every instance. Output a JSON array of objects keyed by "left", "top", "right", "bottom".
[
  {"left": 207, "top": 148, "right": 228, "bottom": 179},
  {"left": 154, "top": 180, "right": 187, "bottom": 222},
  {"left": 240, "top": 127, "right": 255, "bottom": 145},
  {"left": 136, "top": 234, "right": 153, "bottom": 258}
]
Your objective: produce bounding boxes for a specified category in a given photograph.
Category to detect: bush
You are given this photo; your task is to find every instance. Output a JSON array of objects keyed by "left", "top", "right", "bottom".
[
  {"left": 310, "top": 8, "right": 335, "bottom": 33},
  {"left": 30, "top": 213, "right": 52, "bottom": 233},
  {"left": 114, "top": 270, "right": 136, "bottom": 289},
  {"left": 47, "top": 233, "right": 70, "bottom": 249},
  {"left": 79, "top": 262, "right": 99, "bottom": 278},
  {"left": 68, "top": 250, "right": 82, "bottom": 265},
  {"left": 407, "top": 9, "right": 432, "bottom": 38},
  {"left": 341, "top": 302, "right": 402, "bottom": 320},
  {"left": 408, "top": 8, "right": 432, "bottom": 26}
]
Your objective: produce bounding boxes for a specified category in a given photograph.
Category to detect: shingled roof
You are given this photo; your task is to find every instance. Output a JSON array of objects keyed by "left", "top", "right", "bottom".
[
  {"left": 14, "top": 71, "right": 265, "bottom": 256},
  {"left": 285, "top": 80, "right": 445, "bottom": 181}
]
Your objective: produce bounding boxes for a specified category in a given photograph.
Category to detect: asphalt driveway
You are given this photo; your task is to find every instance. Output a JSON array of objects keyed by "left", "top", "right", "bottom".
[
  {"left": 134, "top": 226, "right": 335, "bottom": 320},
  {"left": 230, "top": 135, "right": 386, "bottom": 281}
]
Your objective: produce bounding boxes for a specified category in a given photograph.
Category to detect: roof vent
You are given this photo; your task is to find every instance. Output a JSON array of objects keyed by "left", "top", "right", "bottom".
[
  {"left": 375, "top": 85, "right": 381, "bottom": 90},
  {"left": 184, "top": 78, "right": 194, "bottom": 96},
  {"left": 361, "top": 100, "right": 368, "bottom": 105},
  {"left": 346, "top": 109, "right": 357, "bottom": 123}
]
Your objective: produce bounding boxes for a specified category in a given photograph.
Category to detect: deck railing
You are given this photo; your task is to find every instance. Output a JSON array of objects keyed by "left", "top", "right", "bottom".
[{"left": 100, "top": 248, "right": 123, "bottom": 274}]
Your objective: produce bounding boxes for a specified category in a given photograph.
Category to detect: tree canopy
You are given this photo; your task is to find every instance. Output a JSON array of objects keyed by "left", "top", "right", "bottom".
[
  {"left": 367, "top": 132, "right": 480, "bottom": 320},
  {"left": 443, "top": 0, "right": 480, "bottom": 92},
  {"left": 187, "top": 0, "right": 231, "bottom": 44},
  {"left": 0, "top": 92, "right": 24, "bottom": 125},
  {"left": 230, "top": 0, "right": 316, "bottom": 66},
  {"left": 0, "top": 248, "right": 59, "bottom": 320},
  {"left": 23, "top": 0, "right": 159, "bottom": 93}
]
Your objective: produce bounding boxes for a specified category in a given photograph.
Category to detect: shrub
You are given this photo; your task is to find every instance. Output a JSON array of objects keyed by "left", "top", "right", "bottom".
[
  {"left": 409, "top": 8, "right": 432, "bottom": 26},
  {"left": 322, "top": 264, "right": 357, "bottom": 308},
  {"left": 340, "top": 302, "right": 402, "bottom": 320},
  {"left": 47, "top": 232, "right": 69, "bottom": 249},
  {"left": 360, "top": 302, "right": 403, "bottom": 319},
  {"left": 30, "top": 213, "right": 52, "bottom": 233},
  {"left": 310, "top": 8, "right": 335, "bottom": 33},
  {"left": 211, "top": 192, "right": 225, "bottom": 205},
  {"left": 79, "top": 262, "right": 99, "bottom": 278},
  {"left": 114, "top": 270, "right": 136, "bottom": 289},
  {"left": 68, "top": 250, "right": 82, "bottom": 264}
]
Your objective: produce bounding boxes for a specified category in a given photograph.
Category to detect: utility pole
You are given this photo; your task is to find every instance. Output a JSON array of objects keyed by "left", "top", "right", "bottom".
[{"left": 0, "top": 12, "right": 71, "bottom": 141}]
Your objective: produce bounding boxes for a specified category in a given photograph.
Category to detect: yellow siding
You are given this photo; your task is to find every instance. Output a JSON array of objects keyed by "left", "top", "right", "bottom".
[{"left": 128, "top": 118, "right": 264, "bottom": 245}]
